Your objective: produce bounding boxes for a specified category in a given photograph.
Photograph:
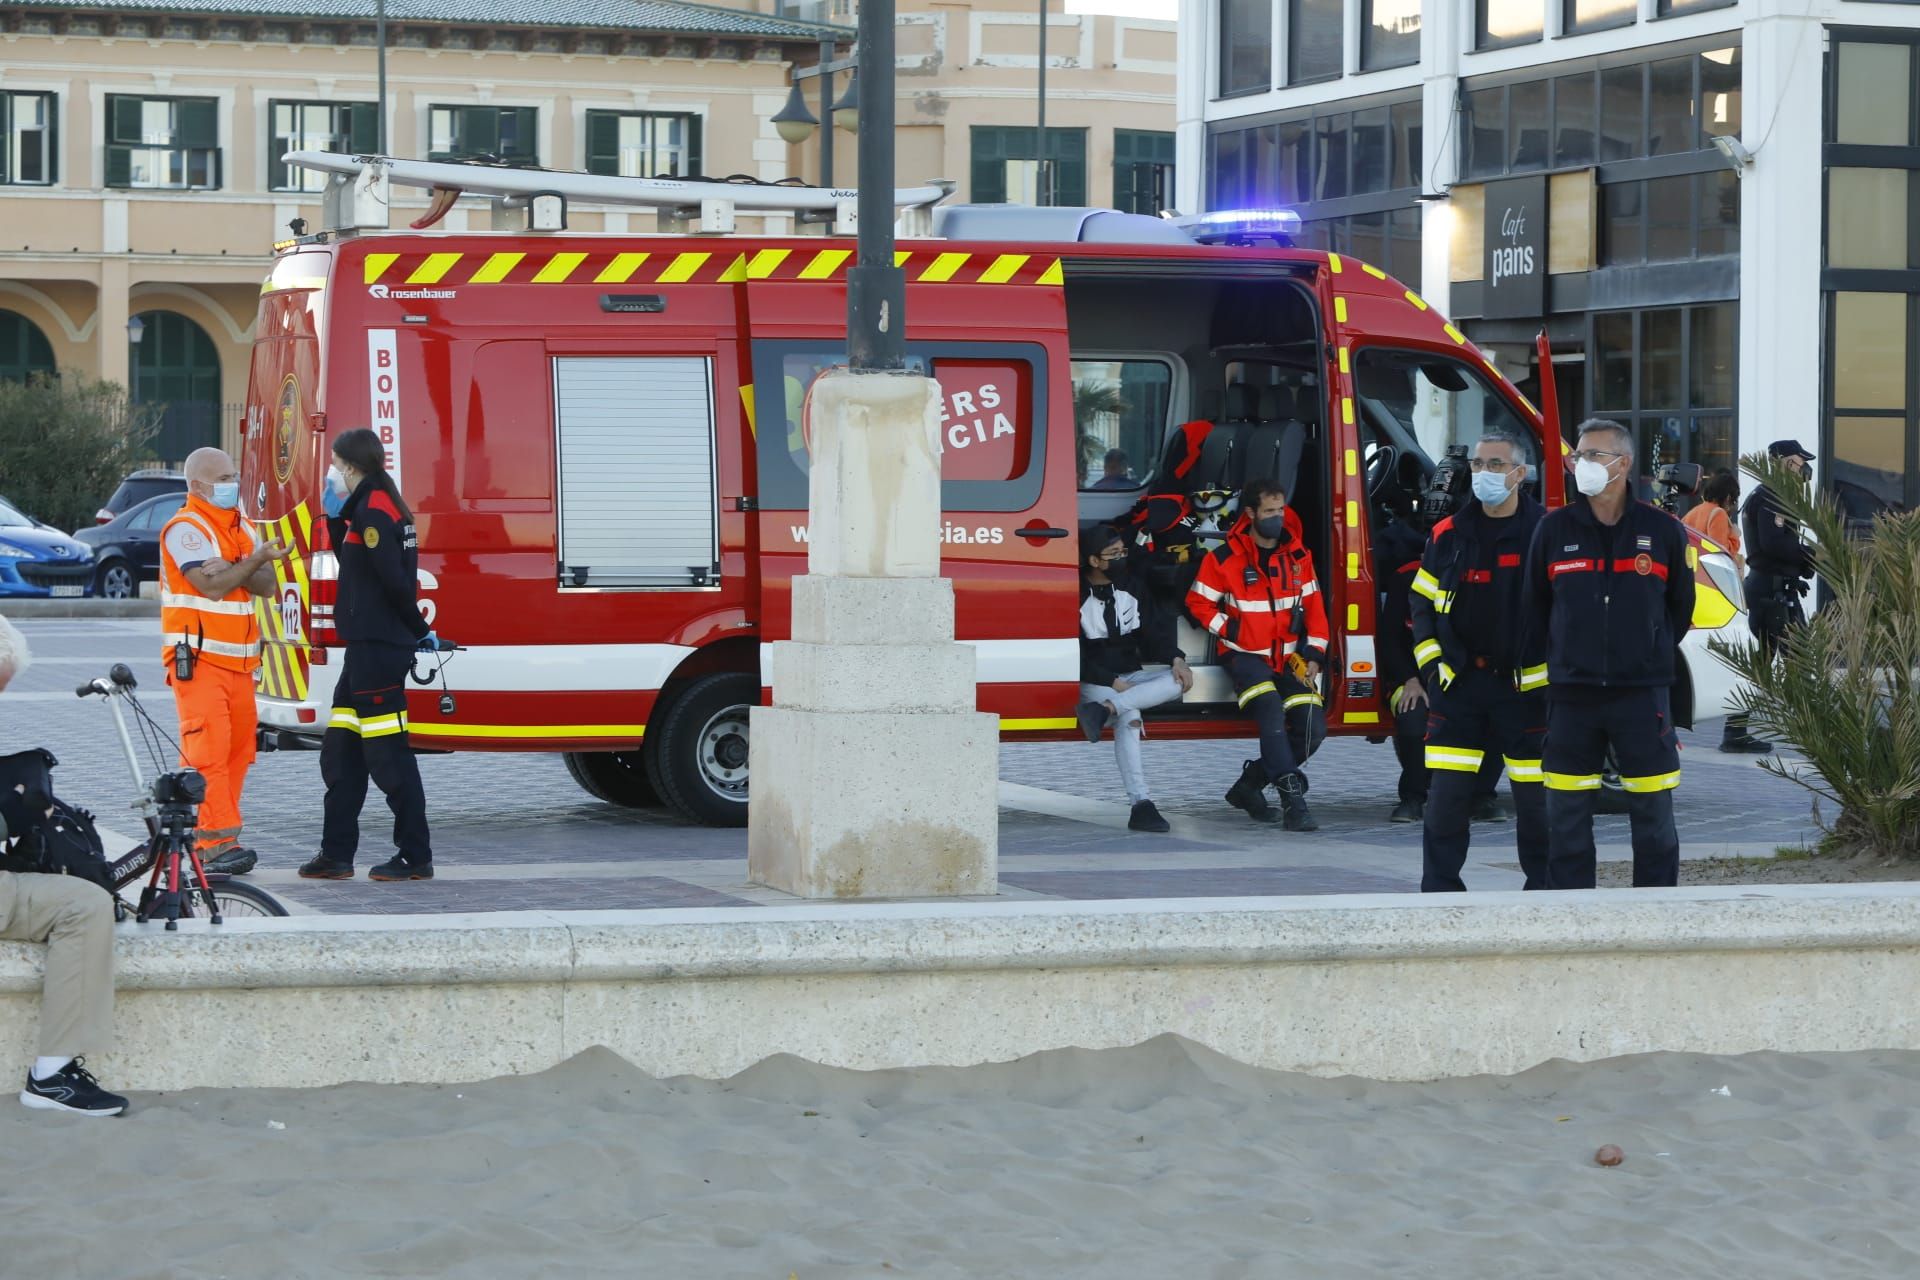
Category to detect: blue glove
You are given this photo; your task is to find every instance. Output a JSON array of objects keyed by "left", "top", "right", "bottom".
[
  {"left": 418, "top": 630, "right": 441, "bottom": 652},
  {"left": 321, "top": 486, "right": 346, "bottom": 518}
]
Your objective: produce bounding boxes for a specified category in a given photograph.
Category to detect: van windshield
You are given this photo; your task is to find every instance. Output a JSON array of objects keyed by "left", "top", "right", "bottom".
[{"left": 1352, "top": 348, "right": 1538, "bottom": 474}]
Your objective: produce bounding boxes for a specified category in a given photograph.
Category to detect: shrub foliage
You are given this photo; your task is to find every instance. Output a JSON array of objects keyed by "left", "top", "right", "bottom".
[{"left": 0, "top": 375, "right": 162, "bottom": 532}]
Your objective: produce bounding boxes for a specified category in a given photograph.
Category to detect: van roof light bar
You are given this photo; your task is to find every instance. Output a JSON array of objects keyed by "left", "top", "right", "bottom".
[{"left": 289, "top": 152, "right": 954, "bottom": 237}]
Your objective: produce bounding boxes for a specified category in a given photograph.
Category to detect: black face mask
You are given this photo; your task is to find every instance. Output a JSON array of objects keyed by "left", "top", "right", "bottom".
[{"left": 1253, "top": 514, "right": 1291, "bottom": 543}]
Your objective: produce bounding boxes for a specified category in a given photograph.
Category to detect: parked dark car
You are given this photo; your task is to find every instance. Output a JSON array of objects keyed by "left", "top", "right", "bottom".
[
  {"left": 92, "top": 468, "right": 186, "bottom": 527},
  {"left": 0, "top": 497, "right": 95, "bottom": 598},
  {"left": 72, "top": 491, "right": 187, "bottom": 599}
]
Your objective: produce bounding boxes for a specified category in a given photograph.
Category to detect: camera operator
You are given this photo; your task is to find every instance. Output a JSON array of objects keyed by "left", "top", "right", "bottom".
[
  {"left": 0, "top": 615, "right": 128, "bottom": 1116},
  {"left": 1726, "top": 441, "right": 1818, "bottom": 754}
]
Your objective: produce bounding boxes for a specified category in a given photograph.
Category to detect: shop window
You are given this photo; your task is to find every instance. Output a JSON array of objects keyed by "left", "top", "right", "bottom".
[
  {"left": 1699, "top": 47, "right": 1742, "bottom": 142},
  {"left": 1316, "top": 112, "right": 1351, "bottom": 200},
  {"left": 1565, "top": 0, "right": 1633, "bottom": 36},
  {"left": 1363, "top": 0, "right": 1421, "bottom": 72},
  {"left": 2, "top": 91, "right": 55, "bottom": 186},
  {"left": 1352, "top": 107, "right": 1392, "bottom": 195},
  {"left": 1477, "top": 0, "right": 1541, "bottom": 50},
  {"left": 105, "top": 95, "right": 219, "bottom": 190},
  {"left": 1648, "top": 56, "right": 1697, "bottom": 156},
  {"left": 269, "top": 101, "right": 375, "bottom": 192},
  {"left": 1554, "top": 73, "right": 1596, "bottom": 169},
  {"left": 1689, "top": 306, "right": 1735, "bottom": 407},
  {"left": 1828, "top": 171, "right": 1911, "bottom": 271},
  {"left": 1279, "top": 121, "right": 1313, "bottom": 203},
  {"left": 429, "top": 105, "right": 538, "bottom": 164},
  {"left": 1834, "top": 43, "right": 1912, "bottom": 147},
  {"left": 1390, "top": 101, "right": 1422, "bottom": 190},
  {"left": 1114, "top": 130, "right": 1176, "bottom": 215},
  {"left": 1646, "top": 174, "right": 1692, "bottom": 262},
  {"left": 1601, "top": 181, "right": 1644, "bottom": 265},
  {"left": 1588, "top": 304, "right": 1737, "bottom": 479},
  {"left": 1697, "top": 170, "right": 1740, "bottom": 257},
  {"left": 1463, "top": 86, "right": 1506, "bottom": 181},
  {"left": 1833, "top": 294, "right": 1908, "bottom": 412},
  {"left": 1601, "top": 170, "right": 1736, "bottom": 266},
  {"left": 1509, "top": 81, "right": 1550, "bottom": 173},
  {"left": 1831, "top": 417, "right": 1907, "bottom": 518},
  {"left": 1594, "top": 312, "right": 1634, "bottom": 411},
  {"left": 1600, "top": 65, "right": 1642, "bottom": 162},
  {"left": 1290, "top": 0, "right": 1344, "bottom": 84},
  {"left": 1218, "top": 0, "right": 1272, "bottom": 97},
  {"left": 584, "top": 111, "right": 702, "bottom": 179}
]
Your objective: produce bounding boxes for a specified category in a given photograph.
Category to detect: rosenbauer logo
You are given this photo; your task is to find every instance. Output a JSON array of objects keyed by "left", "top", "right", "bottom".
[{"left": 368, "top": 283, "right": 456, "bottom": 300}]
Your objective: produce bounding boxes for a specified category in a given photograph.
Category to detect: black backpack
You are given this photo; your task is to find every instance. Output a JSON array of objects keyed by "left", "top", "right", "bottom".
[{"left": 0, "top": 748, "right": 114, "bottom": 893}]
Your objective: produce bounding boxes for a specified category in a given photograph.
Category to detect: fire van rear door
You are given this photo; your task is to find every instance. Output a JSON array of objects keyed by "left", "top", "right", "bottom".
[{"left": 743, "top": 247, "right": 1081, "bottom": 728}]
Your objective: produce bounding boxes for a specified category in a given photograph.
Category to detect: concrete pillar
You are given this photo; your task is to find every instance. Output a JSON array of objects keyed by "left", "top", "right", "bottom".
[
  {"left": 95, "top": 258, "right": 132, "bottom": 391},
  {"left": 748, "top": 371, "right": 999, "bottom": 899},
  {"left": 1737, "top": 1, "right": 1827, "bottom": 466}
]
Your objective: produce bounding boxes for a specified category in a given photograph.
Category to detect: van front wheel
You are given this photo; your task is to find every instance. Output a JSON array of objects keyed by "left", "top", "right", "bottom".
[
  {"left": 563, "top": 750, "right": 661, "bottom": 809},
  {"left": 652, "top": 672, "right": 756, "bottom": 828}
]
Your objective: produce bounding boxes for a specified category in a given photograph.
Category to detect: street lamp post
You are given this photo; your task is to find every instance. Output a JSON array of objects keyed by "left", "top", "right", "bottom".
[
  {"left": 376, "top": 0, "right": 387, "bottom": 152},
  {"left": 847, "top": 0, "right": 901, "bottom": 371},
  {"left": 773, "top": 39, "right": 860, "bottom": 189}
]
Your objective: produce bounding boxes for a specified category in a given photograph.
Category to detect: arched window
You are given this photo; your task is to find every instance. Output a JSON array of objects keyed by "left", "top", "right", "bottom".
[
  {"left": 0, "top": 309, "right": 56, "bottom": 383},
  {"left": 130, "top": 310, "right": 222, "bottom": 463}
]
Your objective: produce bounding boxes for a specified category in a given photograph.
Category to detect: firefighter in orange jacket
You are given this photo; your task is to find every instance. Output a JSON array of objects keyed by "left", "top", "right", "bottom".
[
  {"left": 158, "top": 447, "right": 290, "bottom": 875},
  {"left": 1186, "top": 477, "right": 1328, "bottom": 830}
]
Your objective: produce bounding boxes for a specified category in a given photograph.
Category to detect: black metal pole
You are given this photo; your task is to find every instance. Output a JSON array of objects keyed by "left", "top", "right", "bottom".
[
  {"left": 1036, "top": 0, "right": 1047, "bottom": 206},
  {"left": 817, "top": 38, "right": 834, "bottom": 188},
  {"left": 847, "top": 3, "right": 903, "bottom": 371},
  {"left": 376, "top": 0, "right": 387, "bottom": 152}
]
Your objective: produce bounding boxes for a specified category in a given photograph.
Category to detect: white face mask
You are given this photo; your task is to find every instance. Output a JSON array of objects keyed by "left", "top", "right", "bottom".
[
  {"left": 326, "top": 465, "right": 350, "bottom": 497},
  {"left": 1573, "top": 458, "right": 1612, "bottom": 497},
  {"left": 1471, "top": 470, "right": 1514, "bottom": 505}
]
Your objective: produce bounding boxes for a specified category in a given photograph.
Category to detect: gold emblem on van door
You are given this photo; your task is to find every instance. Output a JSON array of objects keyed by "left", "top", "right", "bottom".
[{"left": 274, "top": 374, "right": 299, "bottom": 484}]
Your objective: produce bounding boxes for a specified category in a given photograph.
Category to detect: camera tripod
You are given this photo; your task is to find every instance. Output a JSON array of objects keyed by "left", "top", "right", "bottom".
[{"left": 76, "top": 663, "right": 288, "bottom": 927}]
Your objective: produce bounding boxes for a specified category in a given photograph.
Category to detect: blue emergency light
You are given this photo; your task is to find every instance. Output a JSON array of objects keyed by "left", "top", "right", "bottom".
[{"left": 1182, "top": 208, "right": 1304, "bottom": 246}]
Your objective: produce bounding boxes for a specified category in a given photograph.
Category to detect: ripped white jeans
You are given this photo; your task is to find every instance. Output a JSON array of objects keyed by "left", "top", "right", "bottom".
[{"left": 1079, "top": 669, "right": 1185, "bottom": 805}]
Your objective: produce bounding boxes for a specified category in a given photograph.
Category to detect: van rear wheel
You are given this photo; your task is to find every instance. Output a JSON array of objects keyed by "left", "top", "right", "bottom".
[
  {"left": 563, "top": 750, "right": 661, "bottom": 809},
  {"left": 652, "top": 672, "right": 756, "bottom": 828}
]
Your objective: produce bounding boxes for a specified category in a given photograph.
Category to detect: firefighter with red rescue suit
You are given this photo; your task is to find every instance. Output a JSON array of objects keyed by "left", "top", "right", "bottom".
[
  {"left": 1523, "top": 419, "right": 1695, "bottom": 889},
  {"left": 298, "top": 428, "right": 446, "bottom": 883},
  {"left": 1186, "top": 478, "right": 1327, "bottom": 831}
]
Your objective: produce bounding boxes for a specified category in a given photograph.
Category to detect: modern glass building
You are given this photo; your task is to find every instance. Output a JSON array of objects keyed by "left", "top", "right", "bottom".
[{"left": 1175, "top": 0, "right": 1920, "bottom": 519}]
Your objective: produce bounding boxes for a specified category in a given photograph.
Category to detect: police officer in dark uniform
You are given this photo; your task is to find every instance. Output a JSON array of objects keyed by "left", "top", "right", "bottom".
[
  {"left": 1411, "top": 433, "right": 1549, "bottom": 891},
  {"left": 1722, "top": 439, "right": 1818, "bottom": 753},
  {"left": 298, "top": 428, "right": 448, "bottom": 883},
  {"left": 1523, "top": 419, "right": 1696, "bottom": 889}
]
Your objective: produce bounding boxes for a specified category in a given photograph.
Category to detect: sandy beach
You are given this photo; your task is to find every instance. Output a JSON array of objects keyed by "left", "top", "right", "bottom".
[{"left": 4, "top": 1038, "right": 1916, "bottom": 1279}]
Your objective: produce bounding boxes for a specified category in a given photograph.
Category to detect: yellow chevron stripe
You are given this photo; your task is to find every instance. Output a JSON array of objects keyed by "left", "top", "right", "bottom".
[
  {"left": 593, "top": 252, "right": 648, "bottom": 284},
  {"left": 798, "top": 248, "right": 850, "bottom": 279},
  {"left": 894, "top": 250, "right": 912, "bottom": 267},
  {"left": 408, "top": 252, "right": 463, "bottom": 285},
  {"left": 363, "top": 253, "right": 399, "bottom": 284},
  {"left": 746, "top": 248, "right": 791, "bottom": 279},
  {"left": 532, "top": 252, "right": 587, "bottom": 284},
  {"left": 978, "top": 253, "right": 1029, "bottom": 284},
  {"left": 658, "top": 251, "right": 710, "bottom": 283},
  {"left": 1036, "top": 259, "right": 1064, "bottom": 286},
  {"left": 717, "top": 254, "right": 749, "bottom": 283},
  {"left": 471, "top": 251, "right": 525, "bottom": 283},
  {"left": 918, "top": 252, "right": 970, "bottom": 283}
]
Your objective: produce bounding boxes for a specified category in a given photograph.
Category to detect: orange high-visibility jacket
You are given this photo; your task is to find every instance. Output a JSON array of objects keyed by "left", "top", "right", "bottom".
[{"left": 159, "top": 496, "right": 262, "bottom": 673}]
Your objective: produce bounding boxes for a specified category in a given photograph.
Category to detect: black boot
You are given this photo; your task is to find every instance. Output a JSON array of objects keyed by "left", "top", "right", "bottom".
[
  {"left": 1277, "top": 772, "right": 1318, "bottom": 832},
  {"left": 1225, "top": 760, "right": 1282, "bottom": 824}
]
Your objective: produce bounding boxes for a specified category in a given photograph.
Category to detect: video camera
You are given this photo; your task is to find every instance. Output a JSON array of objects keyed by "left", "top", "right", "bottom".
[
  {"left": 1421, "top": 444, "right": 1472, "bottom": 523},
  {"left": 1651, "top": 462, "right": 1702, "bottom": 515}
]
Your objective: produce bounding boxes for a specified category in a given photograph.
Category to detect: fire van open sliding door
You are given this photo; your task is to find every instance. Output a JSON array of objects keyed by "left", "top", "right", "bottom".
[{"left": 553, "top": 355, "right": 719, "bottom": 588}]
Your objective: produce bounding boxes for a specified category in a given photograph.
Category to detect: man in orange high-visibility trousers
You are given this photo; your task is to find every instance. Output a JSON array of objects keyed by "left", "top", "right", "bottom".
[{"left": 158, "top": 447, "right": 288, "bottom": 875}]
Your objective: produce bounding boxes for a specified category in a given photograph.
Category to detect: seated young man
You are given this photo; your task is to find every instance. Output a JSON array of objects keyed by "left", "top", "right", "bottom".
[{"left": 1076, "top": 524, "right": 1192, "bottom": 833}]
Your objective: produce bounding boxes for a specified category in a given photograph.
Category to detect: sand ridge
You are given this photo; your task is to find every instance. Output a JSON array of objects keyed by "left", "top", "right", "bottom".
[{"left": 3, "top": 1038, "right": 1916, "bottom": 1278}]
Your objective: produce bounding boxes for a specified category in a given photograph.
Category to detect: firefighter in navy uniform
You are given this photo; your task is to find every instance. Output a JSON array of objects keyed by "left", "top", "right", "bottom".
[
  {"left": 1523, "top": 420, "right": 1696, "bottom": 889},
  {"left": 298, "top": 428, "right": 446, "bottom": 883},
  {"left": 1722, "top": 439, "right": 1818, "bottom": 753},
  {"left": 1409, "top": 433, "right": 1549, "bottom": 892},
  {"left": 1187, "top": 477, "right": 1328, "bottom": 831}
]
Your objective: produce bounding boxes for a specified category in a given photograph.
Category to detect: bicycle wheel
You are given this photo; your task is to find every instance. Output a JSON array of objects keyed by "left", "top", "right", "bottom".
[{"left": 178, "top": 880, "right": 291, "bottom": 919}]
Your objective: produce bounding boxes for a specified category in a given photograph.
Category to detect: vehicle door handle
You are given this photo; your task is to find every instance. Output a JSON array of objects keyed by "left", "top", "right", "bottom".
[{"left": 1015, "top": 526, "right": 1071, "bottom": 540}]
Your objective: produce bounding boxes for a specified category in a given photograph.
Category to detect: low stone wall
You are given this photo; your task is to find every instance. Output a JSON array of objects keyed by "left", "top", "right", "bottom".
[{"left": 3, "top": 884, "right": 1917, "bottom": 1089}]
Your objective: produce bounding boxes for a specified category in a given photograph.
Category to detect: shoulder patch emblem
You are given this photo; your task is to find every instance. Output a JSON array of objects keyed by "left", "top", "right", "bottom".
[
  {"left": 1563, "top": 544, "right": 1579, "bottom": 553},
  {"left": 363, "top": 525, "right": 380, "bottom": 549}
]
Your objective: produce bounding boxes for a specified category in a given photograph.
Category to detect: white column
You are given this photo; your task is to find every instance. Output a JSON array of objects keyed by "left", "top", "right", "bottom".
[
  {"left": 1418, "top": 0, "right": 1463, "bottom": 315},
  {"left": 748, "top": 371, "right": 1000, "bottom": 899},
  {"left": 1174, "top": 0, "right": 1210, "bottom": 213},
  {"left": 1737, "top": 1, "right": 1828, "bottom": 466}
]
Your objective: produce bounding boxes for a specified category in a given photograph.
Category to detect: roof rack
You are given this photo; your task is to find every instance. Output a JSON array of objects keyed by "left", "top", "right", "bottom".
[{"left": 287, "top": 152, "right": 953, "bottom": 238}]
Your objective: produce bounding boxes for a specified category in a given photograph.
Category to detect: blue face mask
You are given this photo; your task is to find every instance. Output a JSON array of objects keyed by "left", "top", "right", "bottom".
[
  {"left": 208, "top": 482, "right": 240, "bottom": 510},
  {"left": 1471, "top": 470, "right": 1513, "bottom": 506}
]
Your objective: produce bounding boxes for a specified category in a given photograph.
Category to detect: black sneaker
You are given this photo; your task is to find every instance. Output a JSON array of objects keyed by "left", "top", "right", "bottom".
[
  {"left": 1389, "top": 799, "right": 1423, "bottom": 824},
  {"left": 1076, "top": 701, "right": 1111, "bottom": 744},
  {"left": 21, "top": 1058, "right": 127, "bottom": 1117},
  {"left": 297, "top": 854, "right": 356, "bottom": 880},
  {"left": 1471, "top": 794, "right": 1507, "bottom": 822},
  {"left": 202, "top": 845, "right": 258, "bottom": 876},
  {"left": 369, "top": 856, "right": 433, "bottom": 882},
  {"left": 1127, "top": 800, "right": 1171, "bottom": 833}
]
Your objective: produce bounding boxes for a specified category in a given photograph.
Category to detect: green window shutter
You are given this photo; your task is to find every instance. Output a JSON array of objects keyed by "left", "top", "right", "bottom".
[
  {"left": 507, "top": 107, "right": 538, "bottom": 161},
  {"left": 462, "top": 106, "right": 499, "bottom": 157},
  {"left": 1050, "top": 129, "right": 1087, "bottom": 206},
  {"left": 971, "top": 127, "right": 1006, "bottom": 203},
  {"left": 105, "top": 145, "right": 132, "bottom": 188},
  {"left": 584, "top": 110, "right": 620, "bottom": 175},
  {"left": 45, "top": 94, "right": 57, "bottom": 185},
  {"left": 684, "top": 114, "right": 703, "bottom": 177},
  {"left": 109, "top": 95, "right": 144, "bottom": 146},
  {"left": 0, "top": 95, "right": 10, "bottom": 184},
  {"left": 346, "top": 102, "right": 378, "bottom": 153},
  {"left": 177, "top": 98, "right": 218, "bottom": 148}
]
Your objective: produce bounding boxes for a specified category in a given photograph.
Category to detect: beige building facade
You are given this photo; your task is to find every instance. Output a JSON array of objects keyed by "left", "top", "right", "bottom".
[{"left": 0, "top": 0, "right": 1171, "bottom": 464}]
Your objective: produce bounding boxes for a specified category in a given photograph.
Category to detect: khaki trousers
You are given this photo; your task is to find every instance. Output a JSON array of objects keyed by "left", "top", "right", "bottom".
[{"left": 0, "top": 872, "right": 116, "bottom": 1057}]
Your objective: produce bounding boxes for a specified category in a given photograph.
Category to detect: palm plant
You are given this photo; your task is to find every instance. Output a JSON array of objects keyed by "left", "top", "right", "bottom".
[
  {"left": 1074, "top": 379, "right": 1130, "bottom": 476},
  {"left": 1707, "top": 454, "right": 1920, "bottom": 859}
]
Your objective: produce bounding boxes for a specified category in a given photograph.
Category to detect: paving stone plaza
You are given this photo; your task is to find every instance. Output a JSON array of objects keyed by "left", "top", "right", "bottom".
[{"left": 12, "top": 618, "right": 1822, "bottom": 915}]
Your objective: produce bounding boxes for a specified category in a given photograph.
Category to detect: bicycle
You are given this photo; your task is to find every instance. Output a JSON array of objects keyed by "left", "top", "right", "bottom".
[{"left": 75, "top": 663, "right": 289, "bottom": 927}]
